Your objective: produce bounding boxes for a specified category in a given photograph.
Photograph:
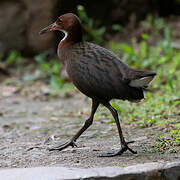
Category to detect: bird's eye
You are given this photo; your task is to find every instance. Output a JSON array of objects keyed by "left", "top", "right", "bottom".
[{"left": 56, "top": 18, "right": 62, "bottom": 24}]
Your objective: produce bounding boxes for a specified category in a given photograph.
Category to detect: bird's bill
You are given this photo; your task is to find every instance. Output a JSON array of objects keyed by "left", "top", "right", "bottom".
[{"left": 39, "top": 22, "right": 58, "bottom": 35}]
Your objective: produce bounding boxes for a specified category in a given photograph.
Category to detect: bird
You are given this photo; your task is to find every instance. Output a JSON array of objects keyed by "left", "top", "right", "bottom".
[{"left": 39, "top": 13, "right": 156, "bottom": 157}]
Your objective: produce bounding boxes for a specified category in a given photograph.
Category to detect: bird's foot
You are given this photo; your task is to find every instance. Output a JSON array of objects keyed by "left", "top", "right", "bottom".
[
  {"left": 47, "top": 140, "right": 77, "bottom": 151},
  {"left": 99, "top": 141, "right": 137, "bottom": 157}
]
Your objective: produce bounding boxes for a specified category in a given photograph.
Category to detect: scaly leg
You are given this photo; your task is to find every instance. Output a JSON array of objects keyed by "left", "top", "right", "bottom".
[
  {"left": 100, "top": 101, "right": 137, "bottom": 157},
  {"left": 48, "top": 99, "right": 99, "bottom": 151}
]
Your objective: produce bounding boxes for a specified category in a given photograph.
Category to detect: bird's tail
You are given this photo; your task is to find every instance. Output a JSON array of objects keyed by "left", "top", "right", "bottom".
[
  {"left": 129, "top": 70, "right": 156, "bottom": 89},
  {"left": 129, "top": 76, "right": 155, "bottom": 88}
]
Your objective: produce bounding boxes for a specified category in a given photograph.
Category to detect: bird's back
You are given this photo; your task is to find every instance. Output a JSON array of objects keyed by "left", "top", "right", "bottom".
[{"left": 62, "top": 42, "right": 156, "bottom": 102}]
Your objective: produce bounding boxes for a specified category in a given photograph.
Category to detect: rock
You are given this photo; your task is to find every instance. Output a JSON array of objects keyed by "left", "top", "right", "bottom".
[
  {"left": 0, "top": 0, "right": 58, "bottom": 55},
  {"left": 23, "top": 0, "right": 58, "bottom": 54},
  {"left": 0, "top": 0, "right": 180, "bottom": 55},
  {"left": 0, "top": 161, "right": 179, "bottom": 180},
  {"left": 0, "top": 85, "right": 18, "bottom": 97},
  {"left": 163, "top": 162, "right": 180, "bottom": 180},
  {"left": 0, "top": 1, "right": 27, "bottom": 54}
]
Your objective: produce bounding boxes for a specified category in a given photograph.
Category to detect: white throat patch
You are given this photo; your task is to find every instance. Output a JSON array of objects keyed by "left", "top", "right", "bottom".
[{"left": 60, "top": 30, "right": 68, "bottom": 42}]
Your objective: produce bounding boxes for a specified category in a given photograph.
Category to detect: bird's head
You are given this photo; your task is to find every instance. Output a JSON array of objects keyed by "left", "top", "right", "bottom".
[{"left": 39, "top": 13, "right": 82, "bottom": 43}]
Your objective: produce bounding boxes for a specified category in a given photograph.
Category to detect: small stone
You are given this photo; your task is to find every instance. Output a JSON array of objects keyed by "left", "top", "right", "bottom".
[{"left": 41, "top": 87, "right": 50, "bottom": 95}]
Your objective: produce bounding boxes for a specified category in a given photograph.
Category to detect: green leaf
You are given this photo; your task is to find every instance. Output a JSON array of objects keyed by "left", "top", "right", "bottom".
[
  {"left": 112, "top": 24, "right": 122, "bottom": 31},
  {"left": 119, "top": 43, "right": 134, "bottom": 55},
  {"left": 107, "top": 119, "right": 115, "bottom": 124},
  {"left": 141, "top": 33, "right": 149, "bottom": 40}
]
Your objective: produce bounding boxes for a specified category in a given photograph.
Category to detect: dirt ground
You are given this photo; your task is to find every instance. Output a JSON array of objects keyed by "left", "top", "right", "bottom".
[{"left": 0, "top": 89, "right": 179, "bottom": 169}]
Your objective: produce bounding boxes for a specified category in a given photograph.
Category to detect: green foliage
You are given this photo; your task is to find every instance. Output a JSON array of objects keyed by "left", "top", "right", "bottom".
[
  {"left": 4, "top": 50, "right": 23, "bottom": 67},
  {"left": 34, "top": 54, "right": 64, "bottom": 90},
  {"left": 112, "top": 24, "right": 122, "bottom": 32},
  {"left": 154, "top": 133, "right": 179, "bottom": 153},
  {"left": 141, "top": 14, "right": 166, "bottom": 35},
  {"left": 109, "top": 26, "right": 174, "bottom": 70},
  {"left": 77, "top": 5, "right": 106, "bottom": 45}
]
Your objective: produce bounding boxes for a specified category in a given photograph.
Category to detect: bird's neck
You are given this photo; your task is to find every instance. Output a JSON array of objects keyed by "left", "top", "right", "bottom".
[
  {"left": 57, "top": 27, "right": 82, "bottom": 64},
  {"left": 58, "top": 26, "right": 82, "bottom": 49}
]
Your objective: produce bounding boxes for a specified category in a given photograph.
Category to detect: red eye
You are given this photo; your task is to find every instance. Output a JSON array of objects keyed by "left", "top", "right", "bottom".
[{"left": 57, "top": 18, "right": 62, "bottom": 24}]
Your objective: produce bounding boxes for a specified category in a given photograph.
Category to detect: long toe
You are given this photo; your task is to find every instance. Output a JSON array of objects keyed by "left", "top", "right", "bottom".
[
  {"left": 99, "top": 141, "right": 137, "bottom": 157},
  {"left": 122, "top": 141, "right": 137, "bottom": 154},
  {"left": 99, "top": 151, "right": 123, "bottom": 157},
  {"left": 47, "top": 140, "right": 77, "bottom": 151},
  {"left": 99, "top": 148, "right": 127, "bottom": 157}
]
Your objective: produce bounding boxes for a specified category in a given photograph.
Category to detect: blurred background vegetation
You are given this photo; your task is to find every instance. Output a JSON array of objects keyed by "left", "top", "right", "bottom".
[{"left": 0, "top": 0, "right": 179, "bottom": 153}]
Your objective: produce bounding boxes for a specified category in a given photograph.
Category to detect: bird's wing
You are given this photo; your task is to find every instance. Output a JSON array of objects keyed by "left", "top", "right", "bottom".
[
  {"left": 67, "top": 43, "right": 133, "bottom": 100},
  {"left": 77, "top": 42, "right": 131, "bottom": 81}
]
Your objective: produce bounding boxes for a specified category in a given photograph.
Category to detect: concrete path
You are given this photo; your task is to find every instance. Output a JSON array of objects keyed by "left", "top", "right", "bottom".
[{"left": 0, "top": 161, "right": 180, "bottom": 180}]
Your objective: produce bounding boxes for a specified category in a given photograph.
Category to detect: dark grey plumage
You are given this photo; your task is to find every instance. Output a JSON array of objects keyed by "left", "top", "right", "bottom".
[{"left": 59, "top": 42, "right": 156, "bottom": 102}]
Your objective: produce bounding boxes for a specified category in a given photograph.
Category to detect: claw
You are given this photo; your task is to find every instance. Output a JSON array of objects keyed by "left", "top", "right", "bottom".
[
  {"left": 71, "top": 141, "right": 77, "bottom": 147},
  {"left": 47, "top": 140, "right": 77, "bottom": 151},
  {"left": 126, "top": 141, "right": 135, "bottom": 144},
  {"left": 99, "top": 141, "right": 137, "bottom": 157}
]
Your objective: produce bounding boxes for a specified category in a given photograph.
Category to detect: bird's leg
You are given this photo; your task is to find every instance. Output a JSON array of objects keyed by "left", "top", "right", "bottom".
[
  {"left": 100, "top": 102, "right": 137, "bottom": 157},
  {"left": 48, "top": 99, "right": 99, "bottom": 151}
]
